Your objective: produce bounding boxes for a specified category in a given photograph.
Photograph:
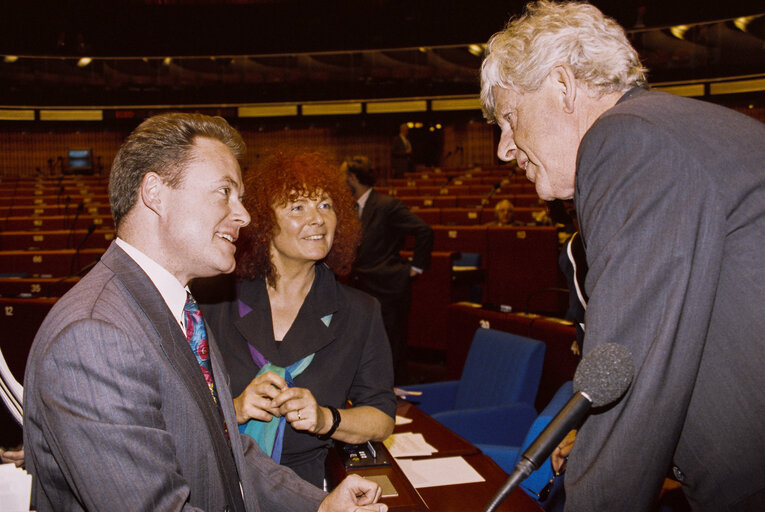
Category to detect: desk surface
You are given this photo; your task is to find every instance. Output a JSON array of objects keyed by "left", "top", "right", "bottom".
[{"left": 328, "top": 400, "right": 543, "bottom": 512}]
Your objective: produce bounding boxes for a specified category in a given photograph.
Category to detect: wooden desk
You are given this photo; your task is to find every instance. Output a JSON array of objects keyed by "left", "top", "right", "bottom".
[
  {"left": 394, "top": 400, "right": 478, "bottom": 458},
  {"left": 327, "top": 400, "right": 543, "bottom": 512}
]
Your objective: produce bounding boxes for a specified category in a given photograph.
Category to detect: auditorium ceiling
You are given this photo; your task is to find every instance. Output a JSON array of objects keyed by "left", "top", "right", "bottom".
[{"left": 0, "top": 0, "right": 763, "bottom": 107}]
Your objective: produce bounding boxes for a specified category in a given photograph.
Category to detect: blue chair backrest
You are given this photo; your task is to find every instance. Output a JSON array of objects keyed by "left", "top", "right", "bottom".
[{"left": 454, "top": 328, "right": 545, "bottom": 410}]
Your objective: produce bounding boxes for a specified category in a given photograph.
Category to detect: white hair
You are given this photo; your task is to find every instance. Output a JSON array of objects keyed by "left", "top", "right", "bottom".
[{"left": 480, "top": 0, "right": 647, "bottom": 122}]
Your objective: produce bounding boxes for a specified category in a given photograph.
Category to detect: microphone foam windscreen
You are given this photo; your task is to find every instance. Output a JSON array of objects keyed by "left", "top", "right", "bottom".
[{"left": 573, "top": 343, "right": 634, "bottom": 407}]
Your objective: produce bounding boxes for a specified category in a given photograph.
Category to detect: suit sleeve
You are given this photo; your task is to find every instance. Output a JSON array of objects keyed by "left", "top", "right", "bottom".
[
  {"left": 33, "top": 319, "right": 206, "bottom": 511},
  {"left": 388, "top": 198, "right": 434, "bottom": 270},
  {"left": 239, "top": 435, "right": 326, "bottom": 512},
  {"left": 566, "top": 114, "right": 726, "bottom": 511}
]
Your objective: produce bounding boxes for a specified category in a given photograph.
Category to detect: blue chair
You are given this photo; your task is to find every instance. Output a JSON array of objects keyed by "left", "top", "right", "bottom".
[
  {"left": 401, "top": 328, "right": 545, "bottom": 447},
  {"left": 479, "top": 381, "right": 573, "bottom": 503}
]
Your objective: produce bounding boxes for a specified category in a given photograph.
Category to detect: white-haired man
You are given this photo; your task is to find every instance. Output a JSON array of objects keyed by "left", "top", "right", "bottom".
[{"left": 481, "top": 2, "right": 765, "bottom": 511}]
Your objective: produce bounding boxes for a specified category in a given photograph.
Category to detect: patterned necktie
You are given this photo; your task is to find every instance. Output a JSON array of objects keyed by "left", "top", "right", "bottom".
[{"left": 184, "top": 293, "right": 228, "bottom": 435}]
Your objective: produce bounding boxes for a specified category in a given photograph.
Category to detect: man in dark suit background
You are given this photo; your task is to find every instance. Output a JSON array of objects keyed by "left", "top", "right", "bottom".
[
  {"left": 23, "top": 113, "right": 386, "bottom": 512},
  {"left": 344, "top": 156, "right": 433, "bottom": 385},
  {"left": 390, "top": 123, "right": 413, "bottom": 179},
  {"left": 481, "top": 1, "right": 765, "bottom": 511}
]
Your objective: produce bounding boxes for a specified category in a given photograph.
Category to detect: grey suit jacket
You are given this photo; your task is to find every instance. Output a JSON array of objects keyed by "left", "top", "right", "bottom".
[
  {"left": 568, "top": 88, "right": 765, "bottom": 511},
  {"left": 23, "top": 242, "right": 326, "bottom": 511}
]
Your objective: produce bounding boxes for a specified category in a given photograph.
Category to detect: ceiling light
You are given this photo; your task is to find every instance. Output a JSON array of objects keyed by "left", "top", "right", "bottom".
[
  {"left": 734, "top": 15, "right": 757, "bottom": 32},
  {"left": 77, "top": 57, "right": 92, "bottom": 67},
  {"left": 163, "top": 57, "right": 172, "bottom": 66},
  {"left": 670, "top": 25, "right": 690, "bottom": 40},
  {"left": 3, "top": 55, "right": 19, "bottom": 63},
  {"left": 468, "top": 44, "right": 484, "bottom": 57}
]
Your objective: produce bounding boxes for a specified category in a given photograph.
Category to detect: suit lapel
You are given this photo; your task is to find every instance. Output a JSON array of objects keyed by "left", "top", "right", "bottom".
[
  {"left": 101, "top": 244, "right": 247, "bottom": 512},
  {"left": 208, "top": 329, "right": 256, "bottom": 512},
  {"left": 234, "top": 268, "right": 338, "bottom": 368}
]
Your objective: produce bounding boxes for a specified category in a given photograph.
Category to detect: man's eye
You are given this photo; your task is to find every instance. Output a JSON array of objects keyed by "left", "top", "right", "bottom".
[{"left": 220, "top": 187, "right": 231, "bottom": 196}]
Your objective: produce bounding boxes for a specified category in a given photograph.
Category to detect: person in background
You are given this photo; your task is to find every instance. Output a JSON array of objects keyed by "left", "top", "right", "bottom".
[
  {"left": 390, "top": 123, "right": 412, "bottom": 179},
  {"left": 23, "top": 113, "right": 386, "bottom": 512},
  {"left": 344, "top": 156, "right": 433, "bottom": 385},
  {"left": 481, "top": 1, "right": 765, "bottom": 510},
  {"left": 196, "top": 152, "right": 396, "bottom": 488},
  {"left": 485, "top": 199, "right": 523, "bottom": 226}
]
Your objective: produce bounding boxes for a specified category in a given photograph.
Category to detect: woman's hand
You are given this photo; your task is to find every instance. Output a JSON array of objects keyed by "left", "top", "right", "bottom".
[
  {"left": 272, "top": 386, "right": 328, "bottom": 435},
  {"left": 233, "top": 371, "right": 288, "bottom": 424}
]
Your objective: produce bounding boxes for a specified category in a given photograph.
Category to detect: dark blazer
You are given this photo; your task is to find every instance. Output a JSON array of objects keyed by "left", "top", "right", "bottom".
[
  {"left": 198, "top": 264, "right": 396, "bottom": 487},
  {"left": 568, "top": 88, "right": 765, "bottom": 511},
  {"left": 23, "top": 243, "right": 325, "bottom": 512},
  {"left": 350, "top": 189, "right": 433, "bottom": 298},
  {"left": 391, "top": 135, "right": 412, "bottom": 178}
]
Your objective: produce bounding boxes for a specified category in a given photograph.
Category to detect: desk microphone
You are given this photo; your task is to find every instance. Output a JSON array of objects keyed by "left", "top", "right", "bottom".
[
  {"left": 70, "top": 223, "right": 97, "bottom": 276},
  {"left": 66, "top": 202, "right": 85, "bottom": 248},
  {"left": 484, "top": 343, "right": 635, "bottom": 512}
]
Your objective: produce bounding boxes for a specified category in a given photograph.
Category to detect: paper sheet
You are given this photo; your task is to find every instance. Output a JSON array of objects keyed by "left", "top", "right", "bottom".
[
  {"left": 395, "top": 414, "right": 413, "bottom": 425},
  {"left": 0, "top": 463, "right": 32, "bottom": 512},
  {"left": 395, "top": 456, "right": 486, "bottom": 488},
  {"left": 383, "top": 432, "right": 437, "bottom": 457}
]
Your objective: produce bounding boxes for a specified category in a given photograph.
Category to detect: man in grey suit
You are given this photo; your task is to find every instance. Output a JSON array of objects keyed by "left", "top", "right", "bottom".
[
  {"left": 23, "top": 113, "right": 386, "bottom": 512},
  {"left": 481, "top": 1, "right": 765, "bottom": 511}
]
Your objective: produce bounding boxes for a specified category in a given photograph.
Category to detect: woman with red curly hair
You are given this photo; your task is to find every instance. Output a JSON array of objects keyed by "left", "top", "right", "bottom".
[{"left": 197, "top": 151, "right": 395, "bottom": 488}]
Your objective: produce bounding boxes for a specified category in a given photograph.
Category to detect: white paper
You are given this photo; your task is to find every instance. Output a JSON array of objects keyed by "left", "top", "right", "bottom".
[
  {"left": 0, "top": 463, "right": 32, "bottom": 512},
  {"left": 395, "top": 414, "right": 413, "bottom": 425},
  {"left": 383, "top": 432, "right": 437, "bottom": 457},
  {"left": 395, "top": 456, "right": 486, "bottom": 488}
]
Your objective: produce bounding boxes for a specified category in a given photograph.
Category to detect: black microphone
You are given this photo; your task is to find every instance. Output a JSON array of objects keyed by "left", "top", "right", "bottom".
[
  {"left": 70, "top": 222, "right": 97, "bottom": 276},
  {"left": 66, "top": 202, "right": 85, "bottom": 248},
  {"left": 484, "top": 343, "right": 635, "bottom": 512}
]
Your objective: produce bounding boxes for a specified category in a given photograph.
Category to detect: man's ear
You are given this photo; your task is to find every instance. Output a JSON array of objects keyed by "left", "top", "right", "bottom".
[
  {"left": 140, "top": 172, "right": 164, "bottom": 216},
  {"left": 549, "top": 64, "right": 577, "bottom": 114}
]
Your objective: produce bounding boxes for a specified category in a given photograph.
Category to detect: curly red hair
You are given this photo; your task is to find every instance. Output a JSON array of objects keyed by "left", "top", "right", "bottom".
[{"left": 235, "top": 151, "right": 361, "bottom": 286}]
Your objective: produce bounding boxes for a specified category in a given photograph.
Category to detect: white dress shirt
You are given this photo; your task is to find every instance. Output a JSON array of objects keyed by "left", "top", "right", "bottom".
[{"left": 115, "top": 237, "right": 188, "bottom": 334}]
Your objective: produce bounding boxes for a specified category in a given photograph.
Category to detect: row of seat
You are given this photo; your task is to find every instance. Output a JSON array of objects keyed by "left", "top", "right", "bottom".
[
  {"left": 398, "top": 194, "right": 546, "bottom": 209},
  {"left": 0, "top": 194, "right": 109, "bottom": 207},
  {"left": 0, "top": 214, "right": 115, "bottom": 232},
  {"left": 0, "top": 203, "right": 112, "bottom": 217},
  {"left": 0, "top": 229, "right": 115, "bottom": 252},
  {"left": 404, "top": 206, "right": 544, "bottom": 226},
  {"left": 388, "top": 174, "right": 528, "bottom": 188},
  {"left": 382, "top": 183, "right": 536, "bottom": 197},
  {"left": 429, "top": 225, "right": 564, "bottom": 312}
]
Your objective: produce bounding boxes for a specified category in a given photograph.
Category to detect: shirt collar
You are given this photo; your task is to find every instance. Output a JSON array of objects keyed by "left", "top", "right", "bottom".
[
  {"left": 115, "top": 237, "right": 188, "bottom": 333},
  {"left": 357, "top": 187, "right": 373, "bottom": 212}
]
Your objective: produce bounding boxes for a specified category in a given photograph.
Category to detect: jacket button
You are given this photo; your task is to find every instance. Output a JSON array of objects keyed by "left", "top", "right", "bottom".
[{"left": 672, "top": 465, "right": 685, "bottom": 482}]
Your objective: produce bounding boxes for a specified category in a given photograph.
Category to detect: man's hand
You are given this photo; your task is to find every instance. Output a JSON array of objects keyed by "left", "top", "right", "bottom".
[
  {"left": 318, "top": 474, "right": 388, "bottom": 512},
  {"left": 551, "top": 429, "right": 577, "bottom": 473},
  {"left": 0, "top": 446, "right": 25, "bottom": 468}
]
